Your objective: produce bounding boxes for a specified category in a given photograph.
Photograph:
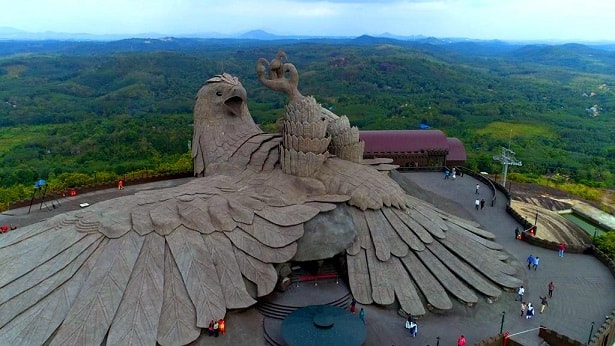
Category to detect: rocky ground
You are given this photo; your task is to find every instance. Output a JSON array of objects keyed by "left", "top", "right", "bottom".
[{"left": 508, "top": 182, "right": 596, "bottom": 245}]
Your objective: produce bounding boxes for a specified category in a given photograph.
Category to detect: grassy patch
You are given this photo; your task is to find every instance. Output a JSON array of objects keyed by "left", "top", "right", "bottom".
[
  {"left": 474, "top": 121, "right": 557, "bottom": 141},
  {"left": 0, "top": 125, "right": 52, "bottom": 154}
]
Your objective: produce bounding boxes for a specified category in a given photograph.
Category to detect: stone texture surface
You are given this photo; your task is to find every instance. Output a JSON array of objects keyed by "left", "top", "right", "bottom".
[
  {"left": 0, "top": 54, "right": 524, "bottom": 345},
  {"left": 294, "top": 203, "right": 357, "bottom": 261}
]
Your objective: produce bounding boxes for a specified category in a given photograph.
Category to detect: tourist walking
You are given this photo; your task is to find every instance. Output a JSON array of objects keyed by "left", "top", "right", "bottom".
[
  {"left": 458, "top": 335, "right": 467, "bottom": 346},
  {"left": 515, "top": 227, "right": 520, "bottom": 239},
  {"left": 350, "top": 298, "right": 356, "bottom": 313},
  {"left": 539, "top": 296, "right": 549, "bottom": 313},
  {"left": 527, "top": 254, "right": 534, "bottom": 269},
  {"left": 213, "top": 319, "right": 219, "bottom": 337},
  {"left": 520, "top": 302, "right": 527, "bottom": 316},
  {"left": 558, "top": 243, "right": 566, "bottom": 257},
  {"left": 475, "top": 198, "right": 480, "bottom": 210},
  {"left": 516, "top": 285, "right": 525, "bottom": 301},
  {"left": 480, "top": 198, "right": 485, "bottom": 209},
  {"left": 548, "top": 281, "right": 555, "bottom": 298},
  {"left": 526, "top": 303, "right": 535, "bottom": 319},
  {"left": 475, "top": 184, "right": 480, "bottom": 194},
  {"left": 219, "top": 319, "right": 225, "bottom": 335},
  {"left": 208, "top": 320, "right": 214, "bottom": 336},
  {"left": 359, "top": 308, "right": 365, "bottom": 324},
  {"left": 405, "top": 316, "right": 418, "bottom": 337},
  {"left": 532, "top": 256, "right": 540, "bottom": 270}
]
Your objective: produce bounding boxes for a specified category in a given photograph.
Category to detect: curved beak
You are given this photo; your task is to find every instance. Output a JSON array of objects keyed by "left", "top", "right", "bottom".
[{"left": 225, "top": 86, "right": 247, "bottom": 117}]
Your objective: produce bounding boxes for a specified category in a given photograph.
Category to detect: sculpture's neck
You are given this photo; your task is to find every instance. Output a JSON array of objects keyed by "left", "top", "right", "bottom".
[{"left": 196, "top": 122, "right": 285, "bottom": 178}]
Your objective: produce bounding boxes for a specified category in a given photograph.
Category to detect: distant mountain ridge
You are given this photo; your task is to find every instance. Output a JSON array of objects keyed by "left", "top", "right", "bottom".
[
  {"left": 2, "top": 35, "right": 614, "bottom": 69},
  {"left": 1, "top": 26, "right": 614, "bottom": 49}
]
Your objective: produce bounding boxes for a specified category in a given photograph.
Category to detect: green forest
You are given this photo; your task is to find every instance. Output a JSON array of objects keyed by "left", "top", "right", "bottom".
[{"left": 1, "top": 37, "right": 614, "bottom": 208}]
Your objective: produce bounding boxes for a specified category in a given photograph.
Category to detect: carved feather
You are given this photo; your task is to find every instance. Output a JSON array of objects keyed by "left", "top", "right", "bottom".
[
  {"left": 107, "top": 233, "right": 165, "bottom": 346},
  {"left": 234, "top": 247, "right": 277, "bottom": 297},
  {"left": 238, "top": 215, "right": 304, "bottom": 248},
  {"left": 225, "top": 227, "right": 297, "bottom": 263},
  {"left": 157, "top": 242, "right": 200, "bottom": 346},
  {"left": 166, "top": 226, "right": 225, "bottom": 327},
  {"left": 204, "top": 232, "right": 256, "bottom": 308},
  {"left": 50, "top": 231, "right": 144, "bottom": 345}
]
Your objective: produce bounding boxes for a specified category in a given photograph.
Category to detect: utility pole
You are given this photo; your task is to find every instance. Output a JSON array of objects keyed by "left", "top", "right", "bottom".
[{"left": 493, "top": 146, "right": 522, "bottom": 187}]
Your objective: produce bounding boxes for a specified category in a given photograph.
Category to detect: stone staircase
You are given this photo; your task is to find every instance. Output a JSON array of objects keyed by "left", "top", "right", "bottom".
[
  {"left": 257, "top": 285, "right": 352, "bottom": 320},
  {"left": 258, "top": 261, "right": 352, "bottom": 345}
]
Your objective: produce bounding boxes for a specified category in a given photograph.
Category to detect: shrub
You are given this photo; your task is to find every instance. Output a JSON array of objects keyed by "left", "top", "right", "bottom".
[{"left": 594, "top": 232, "right": 615, "bottom": 260}]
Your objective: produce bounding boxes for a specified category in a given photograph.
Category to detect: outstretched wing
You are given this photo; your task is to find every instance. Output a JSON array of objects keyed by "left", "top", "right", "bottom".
[
  {"left": 319, "top": 158, "right": 522, "bottom": 316},
  {"left": 0, "top": 172, "right": 333, "bottom": 346}
]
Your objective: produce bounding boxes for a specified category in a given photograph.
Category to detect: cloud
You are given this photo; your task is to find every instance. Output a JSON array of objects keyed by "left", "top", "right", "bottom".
[{"left": 0, "top": 0, "right": 614, "bottom": 41}]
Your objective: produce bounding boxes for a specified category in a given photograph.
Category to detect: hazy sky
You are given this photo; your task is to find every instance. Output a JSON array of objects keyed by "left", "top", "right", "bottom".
[{"left": 2, "top": 0, "right": 614, "bottom": 42}]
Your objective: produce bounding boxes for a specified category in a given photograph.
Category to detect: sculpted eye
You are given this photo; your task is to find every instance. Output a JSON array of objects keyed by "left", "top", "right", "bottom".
[{"left": 216, "top": 91, "right": 223, "bottom": 96}]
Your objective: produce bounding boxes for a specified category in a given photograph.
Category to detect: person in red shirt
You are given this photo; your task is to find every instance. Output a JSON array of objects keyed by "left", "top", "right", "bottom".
[
  {"left": 548, "top": 281, "right": 555, "bottom": 298},
  {"left": 458, "top": 335, "right": 466, "bottom": 346},
  {"left": 219, "top": 319, "right": 225, "bottom": 335},
  {"left": 558, "top": 243, "right": 566, "bottom": 257},
  {"left": 350, "top": 298, "right": 356, "bottom": 313},
  {"left": 0, "top": 225, "right": 8, "bottom": 233}
]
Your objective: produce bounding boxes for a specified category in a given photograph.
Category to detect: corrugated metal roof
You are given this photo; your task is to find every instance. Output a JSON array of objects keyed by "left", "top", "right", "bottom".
[{"left": 359, "top": 130, "right": 449, "bottom": 153}]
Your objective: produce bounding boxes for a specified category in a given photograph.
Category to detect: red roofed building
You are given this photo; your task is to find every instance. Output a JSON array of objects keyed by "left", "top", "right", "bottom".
[
  {"left": 359, "top": 130, "right": 466, "bottom": 168},
  {"left": 446, "top": 137, "right": 467, "bottom": 167}
]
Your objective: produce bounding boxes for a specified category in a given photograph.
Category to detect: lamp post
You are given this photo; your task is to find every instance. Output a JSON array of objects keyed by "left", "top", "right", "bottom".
[
  {"left": 587, "top": 321, "right": 594, "bottom": 344},
  {"left": 500, "top": 311, "right": 506, "bottom": 334}
]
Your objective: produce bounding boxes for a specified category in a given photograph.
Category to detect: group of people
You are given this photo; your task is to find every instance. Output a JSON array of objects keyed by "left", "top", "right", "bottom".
[
  {"left": 517, "top": 281, "right": 555, "bottom": 321},
  {"left": 474, "top": 198, "right": 486, "bottom": 210},
  {"left": 350, "top": 298, "right": 366, "bottom": 324},
  {"left": 444, "top": 167, "right": 461, "bottom": 180},
  {"left": 520, "top": 302, "right": 535, "bottom": 319},
  {"left": 526, "top": 254, "right": 540, "bottom": 270},
  {"left": 207, "top": 319, "right": 225, "bottom": 337}
]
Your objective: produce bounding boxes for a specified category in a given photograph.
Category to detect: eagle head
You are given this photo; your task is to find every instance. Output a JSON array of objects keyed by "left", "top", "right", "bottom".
[
  {"left": 192, "top": 73, "right": 262, "bottom": 177},
  {"left": 194, "top": 73, "right": 250, "bottom": 123}
]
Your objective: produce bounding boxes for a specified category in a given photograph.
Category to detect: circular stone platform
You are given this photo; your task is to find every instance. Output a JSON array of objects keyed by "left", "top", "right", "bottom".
[{"left": 281, "top": 305, "right": 366, "bottom": 346}]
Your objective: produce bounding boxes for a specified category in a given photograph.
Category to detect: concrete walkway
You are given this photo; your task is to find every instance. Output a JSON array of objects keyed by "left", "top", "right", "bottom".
[
  {"left": 1, "top": 173, "right": 614, "bottom": 346},
  {"left": 396, "top": 172, "right": 615, "bottom": 346}
]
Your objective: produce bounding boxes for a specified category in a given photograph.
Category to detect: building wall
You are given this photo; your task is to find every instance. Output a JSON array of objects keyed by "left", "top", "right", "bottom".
[{"left": 364, "top": 150, "right": 447, "bottom": 168}]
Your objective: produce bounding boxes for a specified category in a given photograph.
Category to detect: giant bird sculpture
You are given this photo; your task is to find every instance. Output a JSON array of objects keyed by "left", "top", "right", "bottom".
[{"left": 0, "top": 53, "right": 521, "bottom": 345}]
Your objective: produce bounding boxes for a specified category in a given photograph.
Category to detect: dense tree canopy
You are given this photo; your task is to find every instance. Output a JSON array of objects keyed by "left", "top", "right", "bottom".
[{"left": 0, "top": 38, "right": 614, "bottom": 194}]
